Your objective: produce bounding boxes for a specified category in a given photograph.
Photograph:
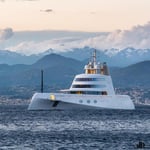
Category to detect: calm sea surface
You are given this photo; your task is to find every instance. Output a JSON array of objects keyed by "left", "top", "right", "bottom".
[{"left": 0, "top": 104, "right": 150, "bottom": 150}]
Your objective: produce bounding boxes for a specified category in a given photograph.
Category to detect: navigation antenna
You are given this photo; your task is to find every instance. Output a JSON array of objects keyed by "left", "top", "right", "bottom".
[{"left": 93, "top": 49, "right": 96, "bottom": 65}]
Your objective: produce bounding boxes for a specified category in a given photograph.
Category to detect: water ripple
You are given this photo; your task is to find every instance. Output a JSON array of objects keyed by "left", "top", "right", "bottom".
[{"left": 0, "top": 105, "right": 150, "bottom": 150}]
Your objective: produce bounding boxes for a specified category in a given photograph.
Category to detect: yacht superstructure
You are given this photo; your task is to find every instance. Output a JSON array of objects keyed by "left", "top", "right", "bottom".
[{"left": 28, "top": 50, "right": 135, "bottom": 110}]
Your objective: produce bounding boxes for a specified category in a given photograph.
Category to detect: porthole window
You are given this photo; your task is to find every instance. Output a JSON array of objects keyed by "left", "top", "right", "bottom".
[
  {"left": 94, "top": 100, "right": 97, "bottom": 103},
  {"left": 87, "top": 100, "right": 90, "bottom": 103},
  {"left": 79, "top": 100, "right": 83, "bottom": 103}
]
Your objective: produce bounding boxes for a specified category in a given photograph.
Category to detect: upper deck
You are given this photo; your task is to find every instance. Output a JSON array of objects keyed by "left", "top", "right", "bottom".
[
  {"left": 84, "top": 50, "right": 109, "bottom": 75},
  {"left": 61, "top": 50, "right": 115, "bottom": 95}
]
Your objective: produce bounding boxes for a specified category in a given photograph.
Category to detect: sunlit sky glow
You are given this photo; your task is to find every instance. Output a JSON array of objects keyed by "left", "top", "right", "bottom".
[
  {"left": 1, "top": 0, "right": 150, "bottom": 54},
  {"left": 1, "top": 0, "right": 150, "bottom": 32}
]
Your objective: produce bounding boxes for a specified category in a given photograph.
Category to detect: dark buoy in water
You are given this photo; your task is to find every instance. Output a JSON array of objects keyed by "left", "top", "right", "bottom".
[
  {"left": 41, "top": 69, "right": 44, "bottom": 93},
  {"left": 136, "top": 140, "right": 145, "bottom": 149}
]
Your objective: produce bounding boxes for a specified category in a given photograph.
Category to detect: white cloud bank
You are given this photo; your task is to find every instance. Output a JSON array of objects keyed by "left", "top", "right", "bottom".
[
  {"left": 82, "top": 22, "right": 150, "bottom": 50},
  {"left": 4, "top": 22, "right": 150, "bottom": 55},
  {"left": 7, "top": 37, "right": 83, "bottom": 55}
]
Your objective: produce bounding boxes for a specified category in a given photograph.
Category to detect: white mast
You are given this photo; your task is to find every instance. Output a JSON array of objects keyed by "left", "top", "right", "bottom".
[{"left": 93, "top": 49, "right": 96, "bottom": 66}]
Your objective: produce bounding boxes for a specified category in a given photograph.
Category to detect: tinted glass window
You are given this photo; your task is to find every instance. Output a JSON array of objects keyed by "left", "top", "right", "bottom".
[
  {"left": 72, "top": 85, "right": 106, "bottom": 88},
  {"left": 75, "top": 78, "right": 105, "bottom": 81},
  {"left": 70, "top": 91, "right": 107, "bottom": 95}
]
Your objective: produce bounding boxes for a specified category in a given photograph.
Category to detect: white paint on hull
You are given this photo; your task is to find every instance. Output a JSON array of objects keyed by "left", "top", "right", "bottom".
[
  {"left": 28, "top": 93, "right": 135, "bottom": 110},
  {"left": 28, "top": 51, "right": 135, "bottom": 111}
]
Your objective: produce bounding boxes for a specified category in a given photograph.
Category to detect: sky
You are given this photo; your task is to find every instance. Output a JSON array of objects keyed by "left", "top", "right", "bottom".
[
  {"left": 1, "top": 0, "right": 150, "bottom": 32},
  {"left": 1, "top": 0, "right": 150, "bottom": 55}
]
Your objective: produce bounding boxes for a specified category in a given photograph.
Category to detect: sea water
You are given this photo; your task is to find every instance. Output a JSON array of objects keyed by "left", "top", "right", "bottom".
[{"left": 0, "top": 104, "right": 150, "bottom": 150}]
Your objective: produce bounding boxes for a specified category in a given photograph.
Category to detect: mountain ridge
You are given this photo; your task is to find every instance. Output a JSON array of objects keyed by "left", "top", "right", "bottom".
[
  {"left": 0, "top": 53, "right": 149, "bottom": 88},
  {"left": 0, "top": 47, "right": 150, "bottom": 66}
]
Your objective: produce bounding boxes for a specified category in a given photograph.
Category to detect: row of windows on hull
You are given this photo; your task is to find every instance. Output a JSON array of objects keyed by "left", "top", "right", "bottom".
[
  {"left": 69, "top": 91, "right": 108, "bottom": 95},
  {"left": 79, "top": 99, "right": 97, "bottom": 104},
  {"left": 72, "top": 84, "right": 106, "bottom": 88},
  {"left": 75, "top": 78, "right": 105, "bottom": 81}
]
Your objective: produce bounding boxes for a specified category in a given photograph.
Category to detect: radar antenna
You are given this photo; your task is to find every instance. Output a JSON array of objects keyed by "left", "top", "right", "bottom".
[{"left": 92, "top": 49, "right": 97, "bottom": 65}]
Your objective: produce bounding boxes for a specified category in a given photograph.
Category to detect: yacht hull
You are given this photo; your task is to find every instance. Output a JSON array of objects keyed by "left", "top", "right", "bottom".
[{"left": 28, "top": 93, "right": 135, "bottom": 110}]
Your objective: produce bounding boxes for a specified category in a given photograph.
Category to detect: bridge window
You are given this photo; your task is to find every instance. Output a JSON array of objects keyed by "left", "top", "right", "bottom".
[
  {"left": 72, "top": 84, "right": 106, "bottom": 88},
  {"left": 102, "top": 91, "right": 107, "bottom": 95},
  {"left": 69, "top": 91, "right": 107, "bottom": 95},
  {"left": 75, "top": 78, "right": 105, "bottom": 81}
]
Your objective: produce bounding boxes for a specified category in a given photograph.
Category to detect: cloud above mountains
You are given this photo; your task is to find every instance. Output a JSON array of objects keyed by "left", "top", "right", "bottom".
[
  {"left": 3, "top": 22, "right": 150, "bottom": 55},
  {"left": 7, "top": 37, "right": 82, "bottom": 55},
  {"left": 0, "top": 28, "right": 13, "bottom": 41},
  {"left": 87, "top": 22, "right": 150, "bottom": 50}
]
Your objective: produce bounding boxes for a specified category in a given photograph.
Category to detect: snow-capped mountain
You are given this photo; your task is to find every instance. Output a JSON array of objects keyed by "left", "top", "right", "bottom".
[
  {"left": 59, "top": 47, "right": 150, "bottom": 67},
  {"left": 0, "top": 47, "right": 150, "bottom": 66}
]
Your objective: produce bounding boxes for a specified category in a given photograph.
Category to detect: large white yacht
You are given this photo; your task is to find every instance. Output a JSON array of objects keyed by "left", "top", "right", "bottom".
[{"left": 28, "top": 50, "right": 135, "bottom": 110}]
